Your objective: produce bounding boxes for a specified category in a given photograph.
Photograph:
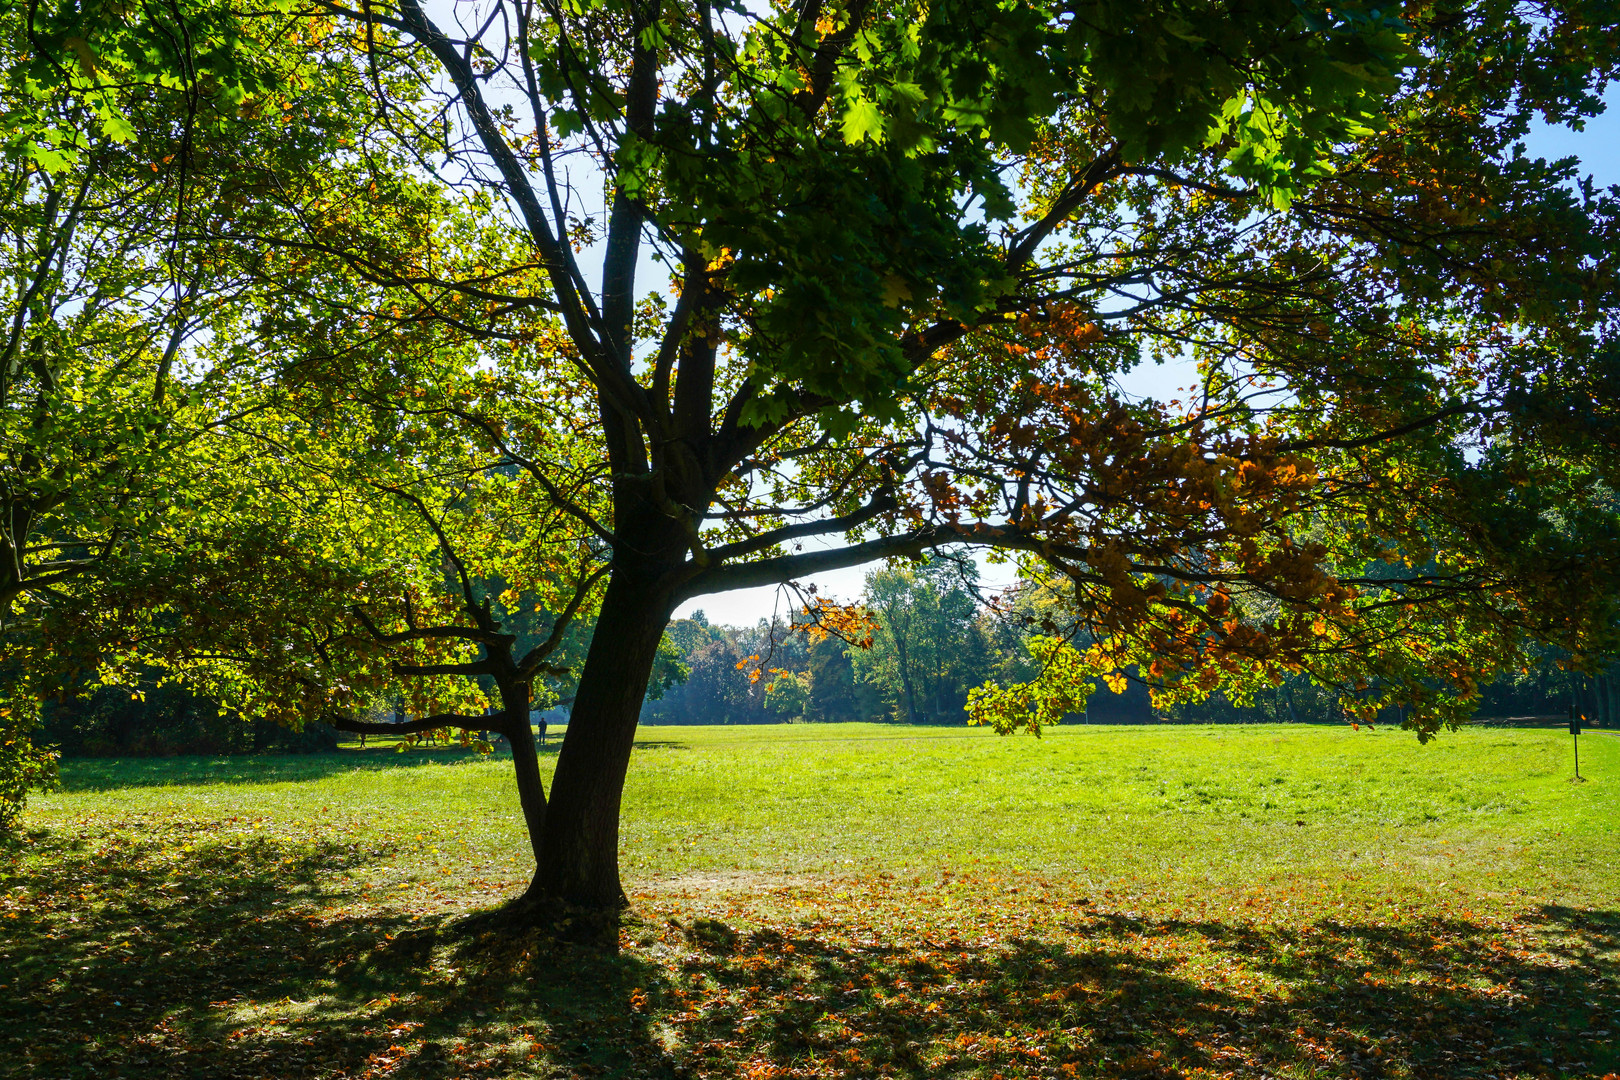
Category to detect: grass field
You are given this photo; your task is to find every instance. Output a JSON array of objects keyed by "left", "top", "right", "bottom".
[{"left": 3, "top": 722, "right": 1616, "bottom": 1079}]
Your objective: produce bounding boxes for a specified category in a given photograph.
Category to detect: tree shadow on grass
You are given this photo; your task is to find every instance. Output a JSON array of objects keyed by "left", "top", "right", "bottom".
[
  {"left": 3, "top": 826, "right": 1616, "bottom": 1080},
  {"left": 0, "top": 825, "right": 666, "bottom": 1080},
  {"left": 644, "top": 902, "right": 1619, "bottom": 1079}
]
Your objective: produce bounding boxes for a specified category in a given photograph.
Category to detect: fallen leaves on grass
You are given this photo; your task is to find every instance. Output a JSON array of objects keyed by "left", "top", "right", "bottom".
[{"left": 1, "top": 822, "right": 1616, "bottom": 1080}]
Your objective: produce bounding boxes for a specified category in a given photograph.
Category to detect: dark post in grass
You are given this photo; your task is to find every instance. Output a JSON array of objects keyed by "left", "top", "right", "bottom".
[{"left": 1569, "top": 705, "right": 1583, "bottom": 781}]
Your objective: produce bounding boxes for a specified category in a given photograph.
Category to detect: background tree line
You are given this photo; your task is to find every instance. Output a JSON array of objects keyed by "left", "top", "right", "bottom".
[
  {"left": 30, "top": 546, "right": 1619, "bottom": 755},
  {"left": 27, "top": 546, "right": 1617, "bottom": 758},
  {"left": 643, "top": 559, "right": 1616, "bottom": 728}
]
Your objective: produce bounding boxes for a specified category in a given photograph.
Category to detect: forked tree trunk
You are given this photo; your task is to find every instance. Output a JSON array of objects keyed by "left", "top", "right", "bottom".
[{"left": 525, "top": 572, "right": 675, "bottom": 907}]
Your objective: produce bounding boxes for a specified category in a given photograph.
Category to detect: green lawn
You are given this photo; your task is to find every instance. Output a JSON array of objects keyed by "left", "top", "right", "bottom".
[{"left": 4, "top": 723, "right": 1617, "bottom": 1079}]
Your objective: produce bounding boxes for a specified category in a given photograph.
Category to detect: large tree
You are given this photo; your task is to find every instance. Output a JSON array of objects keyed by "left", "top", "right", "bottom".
[
  {"left": 19, "top": 0, "right": 1620, "bottom": 908},
  {"left": 0, "top": 0, "right": 490, "bottom": 826},
  {"left": 0, "top": 18, "right": 328, "bottom": 825},
  {"left": 856, "top": 557, "right": 991, "bottom": 723}
]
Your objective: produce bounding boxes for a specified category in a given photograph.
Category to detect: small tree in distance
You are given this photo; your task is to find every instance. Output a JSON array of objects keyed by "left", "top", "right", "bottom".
[{"left": 16, "top": 0, "right": 1620, "bottom": 908}]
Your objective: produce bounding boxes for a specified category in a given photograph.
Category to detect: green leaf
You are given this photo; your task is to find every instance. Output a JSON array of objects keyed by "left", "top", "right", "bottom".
[
  {"left": 101, "top": 114, "right": 136, "bottom": 143},
  {"left": 842, "top": 98, "right": 885, "bottom": 145}
]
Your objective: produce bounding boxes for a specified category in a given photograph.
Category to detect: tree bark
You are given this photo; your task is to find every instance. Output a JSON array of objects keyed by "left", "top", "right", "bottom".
[
  {"left": 500, "top": 679, "right": 547, "bottom": 867},
  {"left": 526, "top": 571, "right": 675, "bottom": 907}
]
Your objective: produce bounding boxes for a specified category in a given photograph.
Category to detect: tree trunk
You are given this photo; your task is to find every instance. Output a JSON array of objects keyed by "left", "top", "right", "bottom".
[
  {"left": 500, "top": 679, "right": 547, "bottom": 866},
  {"left": 526, "top": 572, "right": 674, "bottom": 907},
  {"left": 898, "top": 666, "right": 919, "bottom": 725},
  {"left": 892, "top": 630, "right": 919, "bottom": 724}
]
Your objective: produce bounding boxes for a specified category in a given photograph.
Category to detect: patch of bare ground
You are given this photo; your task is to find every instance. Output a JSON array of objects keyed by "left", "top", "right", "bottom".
[{"left": 637, "top": 869, "right": 814, "bottom": 895}]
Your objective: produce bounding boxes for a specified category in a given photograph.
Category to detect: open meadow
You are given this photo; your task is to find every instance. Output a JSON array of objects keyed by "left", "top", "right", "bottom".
[{"left": 3, "top": 722, "right": 1617, "bottom": 1080}]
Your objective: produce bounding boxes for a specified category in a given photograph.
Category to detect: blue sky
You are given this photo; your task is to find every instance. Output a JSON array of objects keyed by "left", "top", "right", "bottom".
[{"left": 1525, "top": 85, "right": 1620, "bottom": 187}]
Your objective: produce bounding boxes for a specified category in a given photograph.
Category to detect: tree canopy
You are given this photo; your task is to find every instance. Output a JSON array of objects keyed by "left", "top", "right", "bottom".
[{"left": 4, "top": 0, "right": 1619, "bottom": 907}]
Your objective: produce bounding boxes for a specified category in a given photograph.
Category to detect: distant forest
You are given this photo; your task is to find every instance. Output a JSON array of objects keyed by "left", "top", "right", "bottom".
[
  {"left": 38, "top": 557, "right": 1615, "bottom": 756},
  {"left": 642, "top": 560, "right": 1614, "bottom": 728}
]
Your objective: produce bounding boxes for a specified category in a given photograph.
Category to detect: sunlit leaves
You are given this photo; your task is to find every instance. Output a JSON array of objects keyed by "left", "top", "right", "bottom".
[
  {"left": 3, "top": 0, "right": 298, "bottom": 167},
  {"left": 967, "top": 634, "right": 1101, "bottom": 734}
]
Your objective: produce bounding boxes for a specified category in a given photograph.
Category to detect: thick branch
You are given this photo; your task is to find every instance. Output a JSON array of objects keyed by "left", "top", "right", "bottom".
[
  {"left": 1117, "top": 166, "right": 1256, "bottom": 200},
  {"left": 1006, "top": 147, "right": 1124, "bottom": 272},
  {"left": 351, "top": 605, "right": 510, "bottom": 647},
  {"left": 666, "top": 253, "right": 718, "bottom": 451},
  {"left": 790, "top": 0, "right": 874, "bottom": 117},
  {"left": 705, "top": 491, "right": 898, "bottom": 563},
  {"left": 394, "top": 659, "right": 502, "bottom": 677},
  {"left": 372, "top": 483, "right": 489, "bottom": 629},
  {"left": 516, "top": 562, "right": 609, "bottom": 677},
  {"left": 1274, "top": 403, "right": 1477, "bottom": 453},
  {"left": 387, "top": 0, "right": 652, "bottom": 430},
  {"left": 439, "top": 406, "right": 617, "bottom": 547},
  {"left": 674, "top": 524, "right": 972, "bottom": 600},
  {"left": 595, "top": 0, "right": 662, "bottom": 474}
]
